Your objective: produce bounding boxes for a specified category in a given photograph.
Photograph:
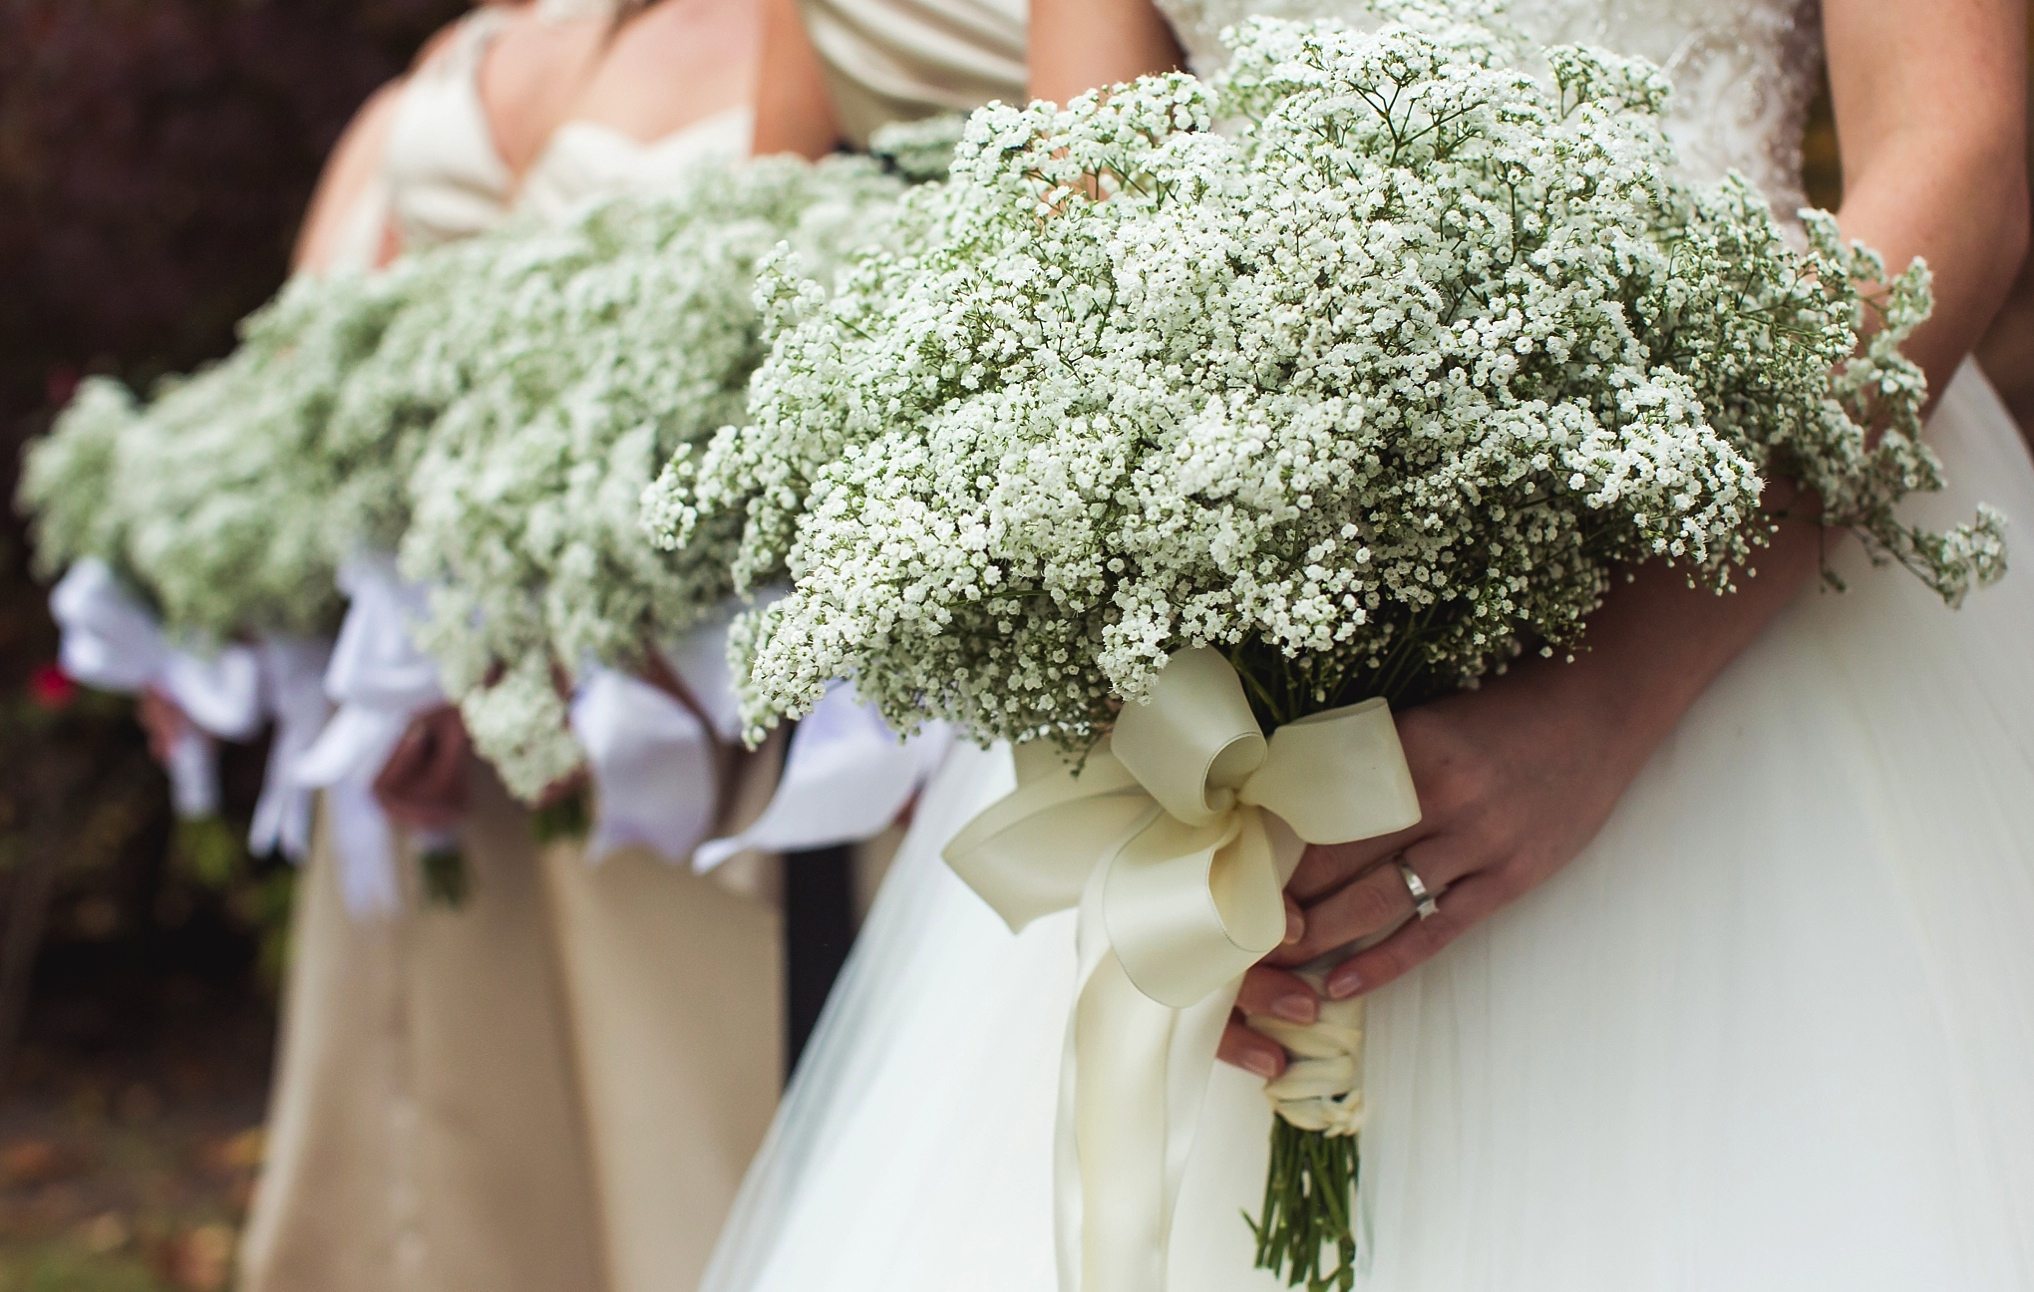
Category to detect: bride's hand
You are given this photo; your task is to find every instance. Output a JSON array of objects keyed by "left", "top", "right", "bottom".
[{"left": 1217, "top": 654, "right": 1665, "bottom": 1079}]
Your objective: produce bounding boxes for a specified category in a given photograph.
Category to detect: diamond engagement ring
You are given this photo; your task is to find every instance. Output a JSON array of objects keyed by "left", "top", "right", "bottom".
[{"left": 1397, "top": 857, "right": 1441, "bottom": 921}]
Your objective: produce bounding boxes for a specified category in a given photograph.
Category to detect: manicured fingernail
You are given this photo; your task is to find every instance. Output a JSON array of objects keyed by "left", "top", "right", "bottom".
[
  {"left": 1242, "top": 1050, "right": 1281, "bottom": 1080},
  {"left": 1272, "top": 993, "right": 1317, "bottom": 1025},
  {"left": 1283, "top": 910, "right": 1303, "bottom": 945},
  {"left": 1326, "top": 965, "right": 1363, "bottom": 999}
]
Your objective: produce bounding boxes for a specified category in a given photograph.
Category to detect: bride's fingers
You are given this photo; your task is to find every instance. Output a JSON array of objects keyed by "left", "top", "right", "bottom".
[
  {"left": 1235, "top": 963, "right": 1318, "bottom": 1025},
  {"left": 1287, "top": 823, "right": 1427, "bottom": 903},
  {"left": 1217, "top": 1015, "right": 1287, "bottom": 1081},
  {"left": 1323, "top": 870, "right": 1510, "bottom": 1000},
  {"left": 1270, "top": 843, "right": 1464, "bottom": 967}
]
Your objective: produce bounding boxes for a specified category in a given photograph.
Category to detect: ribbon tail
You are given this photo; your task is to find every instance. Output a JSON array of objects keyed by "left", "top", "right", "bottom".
[
  {"left": 693, "top": 685, "right": 947, "bottom": 873},
  {"left": 249, "top": 638, "right": 334, "bottom": 862},
  {"left": 165, "top": 728, "right": 220, "bottom": 820},
  {"left": 248, "top": 737, "right": 312, "bottom": 859},
  {"left": 1059, "top": 861, "right": 1242, "bottom": 1292},
  {"left": 324, "top": 778, "right": 404, "bottom": 917}
]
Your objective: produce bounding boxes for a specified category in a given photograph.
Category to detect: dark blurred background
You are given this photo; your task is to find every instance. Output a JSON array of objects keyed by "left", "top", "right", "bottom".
[
  {"left": 0, "top": 4, "right": 459, "bottom": 1288},
  {"left": 0, "top": 10, "right": 2030, "bottom": 1291}
]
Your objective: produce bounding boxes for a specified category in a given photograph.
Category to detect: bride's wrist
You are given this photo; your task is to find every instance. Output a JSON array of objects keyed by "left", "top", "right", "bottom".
[{"left": 1533, "top": 524, "right": 1827, "bottom": 759}]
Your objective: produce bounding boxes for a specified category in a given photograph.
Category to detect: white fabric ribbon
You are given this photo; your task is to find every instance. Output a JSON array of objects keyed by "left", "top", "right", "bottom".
[
  {"left": 693, "top": 682, "right": 952, "bottom": 873},
  {"left": 247, "top": 636, "right": 335, "bottom": 862},
  {"left": 941, "top": 648, "right": 1421, "bottom": 1291},
  {"left": 50, "top": 559, "right": 263, "bottom": 818},
  {"left": 291, "top": 554, "right": 449, "bottom": 915},
  {"left": 570, "top": 664, "right": 719, "bottom": 862},
  {"left": 566, "top": 605, "right": 746, "bottom": 863}
]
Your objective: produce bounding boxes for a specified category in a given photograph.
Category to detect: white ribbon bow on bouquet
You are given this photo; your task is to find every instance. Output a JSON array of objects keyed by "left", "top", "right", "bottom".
[
  {"left": 692, "top": 681, "right": 952, "bottom": 874},
  {"left": 50, "top": 559, "right": 264, "bottom": 818},
  {"left": 570, "top": 664, "right": 720, "bottom": 862},
  {"left": 942, "top": 646, "right": 1421, "bottom": 1292},
  {"left": 291, "top": 554, "right": 451, "bottom": 915},
  {"left": 566, "top": 606, "right": 746, "bottom": 865}
]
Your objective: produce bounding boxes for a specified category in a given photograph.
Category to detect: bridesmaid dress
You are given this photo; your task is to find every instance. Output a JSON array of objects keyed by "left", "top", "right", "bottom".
[
  {"left": 236, "top": 13, "right": 610, "bottom": 1292},
  {"left": 704, "top": 2, "right": 2034, "bottom": 1290},
  {"left": 511, "top": 99, "right": 788, "bottom": 1292}
]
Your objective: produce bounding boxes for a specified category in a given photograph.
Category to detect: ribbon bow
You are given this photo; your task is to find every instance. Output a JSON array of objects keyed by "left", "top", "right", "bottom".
[
  {"left": 292, "top": 554, "right": 450, "bottom": 915},
  {"left": 569, "top": 665, "right": 719, "bottom": 862},
  {"left": 692, "top": 682, "right": 951, "bottom": 874},
  {"left": 942, "top": 647, "right": 1420, "bottom": 1292},
  {"left": 51, "top": 560, "right": 263, "bottom": 818},
  {"left": 247, "top": 635, "right": 335, "bottom": 863}
]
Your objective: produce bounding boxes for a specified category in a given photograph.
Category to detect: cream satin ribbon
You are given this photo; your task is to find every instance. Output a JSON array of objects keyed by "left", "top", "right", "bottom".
[
  {"left": 51, "top": 560, "right": 264, "bottom": 818},
  {"left": 942, "top": 647, "right": 1421, "bottom": 1291}
]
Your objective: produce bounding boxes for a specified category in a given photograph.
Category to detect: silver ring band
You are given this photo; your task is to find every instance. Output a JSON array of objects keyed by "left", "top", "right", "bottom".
[{"left": 1397, "top": 857, "right": 1441, "bottom": 921}]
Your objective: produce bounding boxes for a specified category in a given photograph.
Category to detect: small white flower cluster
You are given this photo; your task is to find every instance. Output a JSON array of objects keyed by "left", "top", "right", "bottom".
[
  {"left": 721, "top": 10, "right": 2001, "bottom": 751},
  {"left": 398, "top": 155, "right": 908, "bottom": 798},
  {"left": 865, "top": 114, "right": 971, "bottom": 184}
]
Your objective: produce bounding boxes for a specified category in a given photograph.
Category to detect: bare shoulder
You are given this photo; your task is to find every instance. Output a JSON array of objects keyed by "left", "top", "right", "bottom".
[
  {"left": 293, "top": 77, "right": 407, "bottom": 270},
  {"left": 568, "top": 0, "right": 760, "bottom": 138}
]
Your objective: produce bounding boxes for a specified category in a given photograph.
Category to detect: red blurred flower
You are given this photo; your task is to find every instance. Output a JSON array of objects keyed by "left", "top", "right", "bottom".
[
  {"left": 29, "top": 662, "right": 78, "bottom": 711},
  {"left": 44, "top": 365, "right": 80, "bottom": 408}
]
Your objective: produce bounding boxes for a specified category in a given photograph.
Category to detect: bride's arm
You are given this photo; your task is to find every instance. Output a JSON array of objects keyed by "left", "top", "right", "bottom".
[
  {"left": 1220, "top": 0, "right": 2030, "bottom": 1076},
  {"left": 1028, "top": 0, "right": 1183, "bottom": 101}
]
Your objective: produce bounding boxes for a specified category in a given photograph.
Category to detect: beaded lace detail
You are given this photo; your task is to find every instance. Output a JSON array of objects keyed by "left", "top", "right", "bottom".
[{"left": 1156, "top": 0, "right": 1823, "bottom": 215}]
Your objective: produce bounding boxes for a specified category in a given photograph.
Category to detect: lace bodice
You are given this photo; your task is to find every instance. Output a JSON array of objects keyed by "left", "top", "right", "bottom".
[
  {"left": 381, "top": 8, "right": 515, "bottom": 250},
  {"left": 1155, "top": 0, "right": 1822, "bottom": 214}
]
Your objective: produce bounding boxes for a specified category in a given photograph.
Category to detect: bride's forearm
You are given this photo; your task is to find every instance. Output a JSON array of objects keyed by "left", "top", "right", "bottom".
[
  {"left": 1547, "top": 124, "right": 2028, "bottom": 752},
  {"left": 1835, "top": 131, "right": 2030, "bottom": 400}
]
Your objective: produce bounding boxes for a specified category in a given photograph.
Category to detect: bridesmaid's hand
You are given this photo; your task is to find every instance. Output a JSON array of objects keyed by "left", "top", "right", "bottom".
[
  {"left": 1217, "top": 659, "right": 1660, "bottom": 1079},
  {"left": 136, "top": 688, "right": 190, "bottom": 766},
  {"left": 374, "top": 706, "right": 472, "bottom": 832}
]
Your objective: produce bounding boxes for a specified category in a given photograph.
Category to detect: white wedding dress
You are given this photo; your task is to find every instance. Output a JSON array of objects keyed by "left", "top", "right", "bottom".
[{"left": 702, "top": 2, "right": 2034, "bottom": 1289}]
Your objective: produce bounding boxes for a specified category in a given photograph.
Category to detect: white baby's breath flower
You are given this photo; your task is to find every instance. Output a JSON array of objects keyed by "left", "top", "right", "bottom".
[{"left": 704, "top": 12, "right": 1996, "bottom": 752}]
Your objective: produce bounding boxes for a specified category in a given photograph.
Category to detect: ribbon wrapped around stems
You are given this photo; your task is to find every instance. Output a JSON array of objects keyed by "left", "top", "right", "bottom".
[
  {"left": 942, "top": 647, "right": 1420, "bottom": 1292},
  {"left": 567, "top": 606, "right": 747, "bottom": 865},
  {"left": 51, "top": 560, "right": 263, "bottom": 818}
]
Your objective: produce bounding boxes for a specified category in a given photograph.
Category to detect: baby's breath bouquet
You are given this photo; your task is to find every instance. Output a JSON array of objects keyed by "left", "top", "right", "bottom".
[
  {"left": 111, "top": 271, "right": 401, "bottom": 641},
  {"left": 397, "top": 154, "right": 909, "bottom": 798},
  {"left": 718, "top": 8, "right": 2003, "bottom": 1288},
  {"left": 22, "top": 266, "right": 413, "bottom": 643}
]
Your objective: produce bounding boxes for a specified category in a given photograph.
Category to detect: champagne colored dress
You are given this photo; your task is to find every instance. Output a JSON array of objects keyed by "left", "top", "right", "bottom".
[
  {"left": 238, "top": 13, "right": 609, "bottom": 1292},
  {"left": 513, "top": 103, "right": 788, "bottom": 1292},
  {"left": 704, "top": 2, "right": 2034, "bottom": 1289}
]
